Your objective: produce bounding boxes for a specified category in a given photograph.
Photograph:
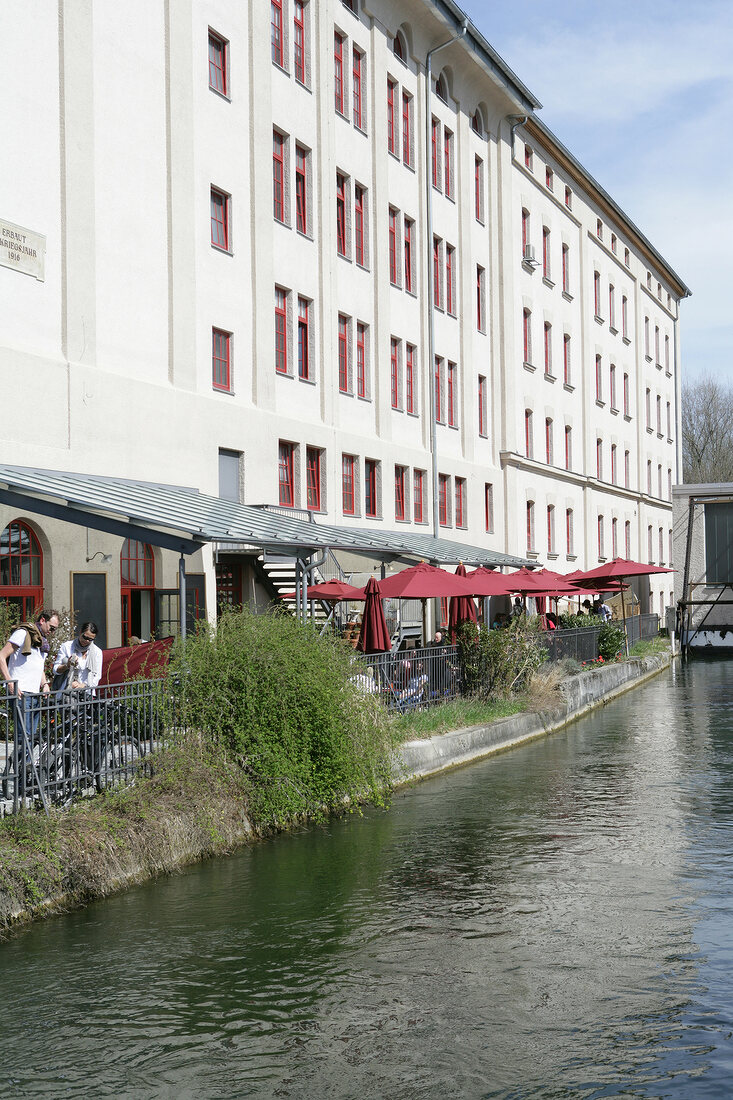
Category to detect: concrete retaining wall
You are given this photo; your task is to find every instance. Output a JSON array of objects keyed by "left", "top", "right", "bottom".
[{"left": 395, "top": 653, "right": 671, "bottom": 784}]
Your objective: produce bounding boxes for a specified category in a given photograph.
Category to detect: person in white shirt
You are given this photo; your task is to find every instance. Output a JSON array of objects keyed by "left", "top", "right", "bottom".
[
  {"left": 0, "top": 610, "right": 58, "bottom": 698},
  {"left": 53, "top": 621, "right": 103, "bottom": 692}
]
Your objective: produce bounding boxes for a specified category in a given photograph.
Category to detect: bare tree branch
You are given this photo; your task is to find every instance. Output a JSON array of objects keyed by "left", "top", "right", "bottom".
[{"left": 682, "top": 376, "right": 733, "bottom": 483}]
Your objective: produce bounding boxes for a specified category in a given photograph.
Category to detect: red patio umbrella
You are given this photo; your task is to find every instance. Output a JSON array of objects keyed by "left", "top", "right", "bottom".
[
  {"left": 464, "top": 566, "right": 515, "bottom": 596},
  {"left": 570, "top": 558, "right": 674, "bottom": 654},
  {"left": 356, "top": 577, "right": 392, "bottom": 653},
  {"left": 374, "top": 561, "right": 474, "bottom": 645},
  {"left": 447, "top": 563, "right": 478, "bottom": 642},
  {"left": 304, "top": 580, "right": 366, "bottom": 601}
]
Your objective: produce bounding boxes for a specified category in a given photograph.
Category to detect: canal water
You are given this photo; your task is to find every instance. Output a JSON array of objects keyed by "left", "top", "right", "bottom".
[{"left": 2, "top": 659, "right": 733, "bottom": 1098}]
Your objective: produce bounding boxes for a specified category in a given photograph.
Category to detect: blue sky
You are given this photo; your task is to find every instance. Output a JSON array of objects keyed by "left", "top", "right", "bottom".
[{"left": 458, "top": 0, "right": 733, "bottom": 383}]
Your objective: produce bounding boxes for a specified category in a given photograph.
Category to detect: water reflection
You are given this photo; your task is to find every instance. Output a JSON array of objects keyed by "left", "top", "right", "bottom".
[{"left": 3, "top": 661, "right": 733, "bottom": 1097}]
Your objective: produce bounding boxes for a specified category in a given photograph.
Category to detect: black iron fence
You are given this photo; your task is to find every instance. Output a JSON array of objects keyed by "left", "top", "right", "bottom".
[
  {"left": 357, "top": 614, "right": 661, "bottom": 713},
  {"left": 0, "top": 679, "right": 166, "bottom": 815}
]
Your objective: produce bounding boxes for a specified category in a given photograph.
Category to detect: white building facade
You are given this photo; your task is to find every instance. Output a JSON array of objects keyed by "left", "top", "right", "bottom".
[{"left": 0, "top": 0, "right": 688, "bottom": 644}]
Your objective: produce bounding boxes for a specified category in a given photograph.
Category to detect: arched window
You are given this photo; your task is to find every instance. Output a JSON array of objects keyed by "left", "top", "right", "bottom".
[
  {"left": 120, "top": 539, "right": 155, "bottom": 643},
  {"left": 393, "top": 31, "right": 405, "bottom": 60},
  {"left": 435, "top": 72, "right": 448, "bottom": 103},
  {"left": 471, "top": 109, "right": 484, "bottom": 137},
  {"left": 0, "top": 520, "right": 43, "bottom": 621}
]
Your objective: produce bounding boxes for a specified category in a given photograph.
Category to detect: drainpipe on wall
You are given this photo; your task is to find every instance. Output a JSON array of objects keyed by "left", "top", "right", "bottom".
[{"left": 425, "top": 19, "right": 468, "bottom": 540}]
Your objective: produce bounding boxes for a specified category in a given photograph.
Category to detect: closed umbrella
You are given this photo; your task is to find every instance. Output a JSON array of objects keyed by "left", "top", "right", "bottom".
[
  {"left": 447, "top": 563, "right": 478, "bottom": 642},
  {"left": 356, "top": 578, "right": 392, "bottom": 654}
]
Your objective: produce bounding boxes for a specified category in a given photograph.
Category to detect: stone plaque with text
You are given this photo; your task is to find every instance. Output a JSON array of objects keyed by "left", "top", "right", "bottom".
[{"left": 0, "top": 218, "right": 45, "bottom": 281}]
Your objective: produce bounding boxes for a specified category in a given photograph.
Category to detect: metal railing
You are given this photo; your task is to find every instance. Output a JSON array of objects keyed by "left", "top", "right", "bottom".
[
  {"left": 357, "top": 645, "right": 462, "bottom": 712},
  {"left": 0, "top": 679, "right": 167, "bottom": 815},
  {"left": 356, "top": 614, "right": 662, "bottom": 712}
]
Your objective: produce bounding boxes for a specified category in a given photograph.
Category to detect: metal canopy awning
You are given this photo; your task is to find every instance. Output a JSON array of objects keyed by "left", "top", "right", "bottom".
[{"left": 0, "top": 464, "right": 531, "bottom": 568}]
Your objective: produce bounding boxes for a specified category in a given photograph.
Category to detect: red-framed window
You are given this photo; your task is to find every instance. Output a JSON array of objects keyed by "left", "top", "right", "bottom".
[
  {"left": 352, "top": 47, "right": 363, "bottom": 128},
  {"left": 596, "top": 218, "right": 603, "bottom": 241},
  {"left": 278, "top": 441, "right": 295, "bottom": 507},
  {"left": 354, "top": 186, "right": 365, "bottom": 266},
  {"left": 338, "top": 314, "right": 349, "bottom": 392},
  {"left": 544, "top": 322, "right": 552, "bottom": 374},
  {"left": 595, "top": 354, "right": 602, "bottom": 401},
  {"left": 625, "top": 521, "right": 631, "bottom": 559},
  {"left": 563, "top": 333, "right": 571, "bottom": 384},
  {"left": 0, "top": 520, "right": 43, "bottom": 621},
  {"left": 611, "top": 233, "right": 617, "bottom": 254},
  {"left": 273, "top": 131, "right": 285, "bottom": 222},
  {"left": 611, "top": 443, "right": 617, "bottom": 484},
  {"left": 475, "top": 156, "right": 484, "bottom": 222},
  {"left": 609, "top": 285, "right": 615, "bottom": 329},
  {"left": 212, "top": 328, "right": 231, "bottom": 391},
  {"left": 208, "top": 31, "right": 228, "bottom": 95},
  {"left": 120, "top": 539, "right": 155, "bottom": 645},
  {"left": 444, "top": 129, "right": 453, "bottom": 198},
  {"left": 484, "top": 484, "right": 494, "bottom": 533},
  {"left": 294, "top": 0, "right": 306, "bottom": 82},
  {"left": 542, "top": 227, "right": 550, "bottom": 279},
  {"left": 438, "top": 474, "right": 450, "bottom": 527},
  {"left": 393, "top": 31, "right": 405, "bottom": 59},
  {"left": 365, "top": 459, "right": 378, "bottom": 518},
  {"left": 295, "top": 145, "right": 307, "bottom": 234},
  {"left": 406, "top": 344, "right": 415, "bottom": 414},
  {"left": 594, "top": 271, "right": 601, "bottom": 317},
  {"left": 646, "top": 387, "right": 651, "bottom": 429},
  {"left": 275, "top": 287, "right": 287, "bottom": 374},
  {"left": 526, "top": 501, "right": 535, "bottom": 552},
  {"left": 524, "top": 409, "right": 533, "bottom": 458},
  {"left": 564, "top": 425, "right": 572, "bottom": 470},
  {"left": 306, "top": 446, "right": 321, "bottom": 511},
  {"left": 336, "top": 173, "right": 347, "bottom": 256},
  {"left": 387, "top": 78, "right": 397, "bottom": 154},
  {"left": 471, "top": 109, "right": 483, "bottom": 135},
  {"left": 402, "top": 91, "right": 412, "bottom": 166},
  {"left": 476, "top": 265, "right": 485, "bottom": 331},
  {"left": 645, "top": 316, "right": 650, "bottom": 357},
  {"left": 622, "top": 295, "right": 629, "bottom": 339},
  {"left": 565, "top": 185, "right": 572, "bottom": 209},
  {"left": 356, "top": 322, "right": 367, "bottom": 398},
  {"left": 447, "top": 363, "right": 456, "bottom": 427},
  {"left": 431, "top": 117, "right": 440, "bottom": 187},
  {"left": 524, "top": 144, "right": 533, "bottom": 169},
  {"left": 404, "top": 217, "right": 413, "bottom": 292},
  {"left": 523, "top": 308, "right": 532, "bottom": 364},
  {"left": 211, "top": 188, "right": 229, "bottom": 250},
  {"left": 334, "top": 32, "right": 345, "bottom": 113},
  {"left": 478, "top": 375, "right": 486, "bottom": 437},
  {"left": 545, "top": 417, "right": 553, "bottom": 465},
  {"left": 298, "top": 297, "right": 309, "bottom": 380},
  {"left": 562, "top": 244, "right": 569, "bottom": 294},
  {"left": 521, "top": 208, "right": 529, "bottom": 253},
  {"left": 390, "top": 337, "right": 400, "bottom": 409},
  {"left": 657, "top": 394, "right": 662, "bottom": 435},
  {"left": 667, "top": 401, "right": 672, "bottom": 438},
  {"left": 647, "top": 460, "right": 653, "bottom": 495},
  {"left": 665, "top": 335, "right": 671, "bottom": 372},
  {"left": 446, "top": 246, "right": 455, "bottom": 315},
  {"left": 434, "top": 357, "right": 442, "bottom": 422},
  {"left": 625, "top": 450, "right": 630, "bottom": 488},
  {"left": 655, "top": 325, "right": 661, "bottom": 365},
  {"left": 547, "top": 505, "right": 555, "bottom": 554},
  {"left": 413, "top": 470, "right": 424, "bottom": 523},
  {"left": 395, "top": 465, "right": 406, "bottom": 521},
  {"left": 566, "top": 509, "right": 574, "bottom": 554},
  {"left": 433, "top": 237, "right": 441, "bottom": 308},
  {"left": 610, "top": 362, "right": 617, "bottom": 408},
  {"left": 596, "top": 438, "right": 603, "bottom": 480},
  {"left": 648, "top": 525, "right": 654, "bottom": 564},
  {"left": 598, "top": 516, "right": 605, "bottom": 559},
  {"left": 546, "top": 166, "right": 554, "bottom": 191},
  {"left": 342, "top": 455, "right": 356, "bottom": 515},
  {"left": 455, "top": 477, "right": 465, "bottom": 527},
  {"left": 389, "top": 207, "right": 398, "bottom": 284},
  {"left": 623, "top": 372, "right": 630, "bottom": 416},
  {"left": 271, "top": 0, "right": 284, "bottom": 66}
]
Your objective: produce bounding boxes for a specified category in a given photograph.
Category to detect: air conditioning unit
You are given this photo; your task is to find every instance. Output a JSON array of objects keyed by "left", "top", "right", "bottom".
[{"left": 523, "top": 244, "right": 536, "bottom": 263}]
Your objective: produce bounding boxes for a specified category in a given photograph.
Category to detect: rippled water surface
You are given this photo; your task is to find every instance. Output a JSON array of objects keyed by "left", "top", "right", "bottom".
[{"left": 3, "top": 660, "right": 733, "bottom": 1098}]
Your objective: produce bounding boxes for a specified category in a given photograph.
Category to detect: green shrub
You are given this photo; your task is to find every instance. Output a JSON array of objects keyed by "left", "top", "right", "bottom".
[
  {"left": 558, "top": 611, "right": 602, "bottom": 630},
  {"left": 167, "top": 608, "right": 397, "bottom": 827},
  {"left": 457, "top": 620, "right": 546, "bottom": 700},
  {"left": 597, "top": 622, "right": 625, "bottom": 661}
]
